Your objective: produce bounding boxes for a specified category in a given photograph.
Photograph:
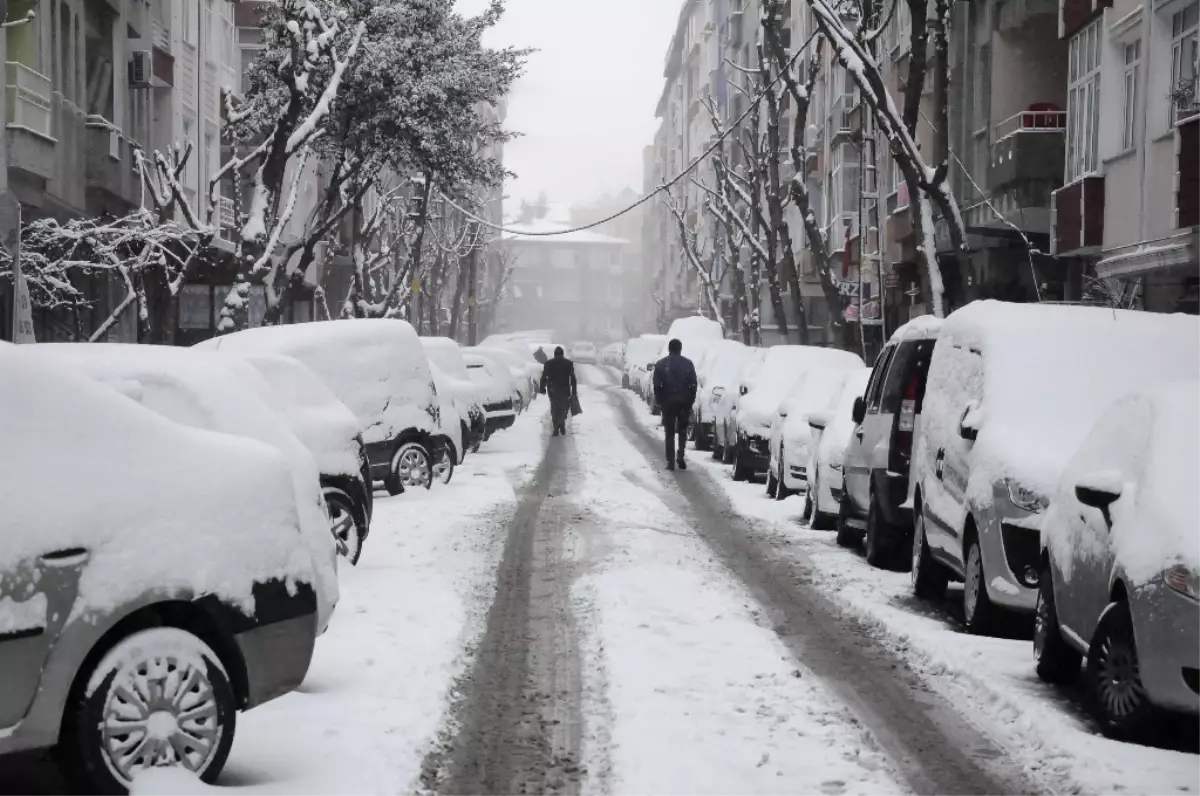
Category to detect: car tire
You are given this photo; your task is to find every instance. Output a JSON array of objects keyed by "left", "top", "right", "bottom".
[
  {"left": 731, "top": 440, "right": 751, "bottom": 482},
  {"left": 696, "top": 426, "right": 711, "bottom": 452},
  {"left": 963, "top": 533, "right": 1003, "bottom": 635},
  {"left": 774, "top": 454, "right": 793, "bottom": 501},
  {"left": 722, "top": 426, "right": 736, "bottom": 465},
  {"left": 389, "top": 441, "right": 432, "bottom": 493},
  {"left": 1086, "top": 601, "right": 1156, "bottom": 740},
  {"left": 766, "top": 467, "right": 779, "bottom": 498},
  {"left": 910, "top": 504, "right": 948, "bottom": 599},
  {"left": 865, "top": 492, "right": 906, "bottom": 571},
  {"left": 1034, "top": 563, "right": 1081, "bottom": 685},
  {"left": 63, "top": 627, "right": 237, "bottom": 795},
  {"left": 433, "top": 451, "right": 455, "bottom": 486},
  {"left": 325, "top": 487, "right": 366, "bottom": 565},
  {"left": 810, "top": 473, "right": 836, "bottom": 530},
  {"left": 835, "top": 495, "right": 861, "bottom": 548},
  {"left": 712, "top": 438, "right": 724, "bottom": 461}
]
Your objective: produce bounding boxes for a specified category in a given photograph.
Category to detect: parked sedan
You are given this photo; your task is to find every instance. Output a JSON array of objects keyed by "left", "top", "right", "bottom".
[
  {"left": 714, "top": 348, "right": 768, "bottom": 462},
  {"left": 0, "top": 345, "right": 319, "bottom": 793},
  {"left": 1036, "top": 382, "right": 1199, "bottom": 739},
  {"left": 692, "top": 340, "right": 752, "bottom": 452},
  {"left": 804, "top": 369, "right": 871, "bottom": 530}
]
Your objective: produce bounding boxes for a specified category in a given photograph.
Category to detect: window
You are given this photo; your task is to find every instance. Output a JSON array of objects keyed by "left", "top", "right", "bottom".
[
  {"left": 183, "top": 0, "right": 197, "bottom": 46},
  {"left": 1170, "top": 2, "right": 1199, "bottom": 124},
  {"left": 1122, "top": 40, "right": 1140, "bottom": 150},
  {"left": 1066, "top": 19, "right": 1101, "bottom": 183}
]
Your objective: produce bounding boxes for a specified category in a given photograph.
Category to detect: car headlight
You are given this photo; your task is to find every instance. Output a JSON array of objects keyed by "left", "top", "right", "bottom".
[
  {"left": 1164, "top": 565, "right": 1200, "bottom": 601},
  {"left": 1005, "top": 479, "right": 1048, "bottom": 513}
]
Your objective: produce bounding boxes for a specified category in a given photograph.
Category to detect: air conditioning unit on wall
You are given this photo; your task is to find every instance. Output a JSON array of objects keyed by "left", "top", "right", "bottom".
[{"left": 130, "top": 50, "right": 152, "bottom": 87}]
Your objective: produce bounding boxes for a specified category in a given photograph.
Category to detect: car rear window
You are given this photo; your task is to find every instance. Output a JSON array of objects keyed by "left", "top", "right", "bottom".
[{"left": 880, "top": 339, "right": 936, "bottom": 414}]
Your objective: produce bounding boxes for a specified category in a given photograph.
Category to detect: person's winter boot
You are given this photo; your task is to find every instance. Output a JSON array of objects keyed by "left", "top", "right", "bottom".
[
  {"left": 677, "top": 457, "right": 687, "bottom": 470},
  {"left": 666, "top": 460, "right": 675, "bottom": 471},
  {"left": 552, "top": 428, "right": 560, "bottom": 438}
]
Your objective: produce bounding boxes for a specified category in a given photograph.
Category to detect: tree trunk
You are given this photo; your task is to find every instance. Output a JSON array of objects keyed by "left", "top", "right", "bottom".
[{"left": 466, "top": 245, "right": 479, "bottom": 344}]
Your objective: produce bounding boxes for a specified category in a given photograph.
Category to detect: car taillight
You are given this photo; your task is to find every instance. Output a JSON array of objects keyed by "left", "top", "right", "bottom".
[{"left": 895, "top": 375, "right": 919, "bottom": 457}]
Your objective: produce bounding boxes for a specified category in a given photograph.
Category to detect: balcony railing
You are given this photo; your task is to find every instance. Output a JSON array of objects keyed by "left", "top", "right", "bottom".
[
  {"left": 993, "top": 109, "right": 1066, "bottom": 141},
  {"left": 5, "top": 61, "right": 52, "bottom": 138}
]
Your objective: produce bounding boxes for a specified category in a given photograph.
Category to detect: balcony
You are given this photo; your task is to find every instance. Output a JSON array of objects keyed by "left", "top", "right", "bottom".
[
  {"left": 1051, "top": 176, "right": 1105, "bottom": 256},
  {"left": 991, "top": 110, "right": 1066, "bottom": 191},
  {"left": 829, "top": 94, "right": 855, "bottom": 142},
  {"left": 6, "top": 61, "right": 55, "bottom": 179},
  {"left": 1177, "top": 115, "right": 1199, "bottom": 229},
  {"left": 85, "top": 117, "right": 141, "bottom": 209}
]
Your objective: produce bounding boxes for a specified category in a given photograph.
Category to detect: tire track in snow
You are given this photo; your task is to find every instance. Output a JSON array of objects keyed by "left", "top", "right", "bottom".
[
  {"left": 603, "top": 384, "right": 1040, "bottom": 796},
  {"left": 425, "top": 413, "right": 587, "bottom": 796}
]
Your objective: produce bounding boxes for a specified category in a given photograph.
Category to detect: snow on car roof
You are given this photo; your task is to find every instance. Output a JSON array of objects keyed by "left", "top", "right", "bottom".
[
  {"left": 665, "top": 316, "right": 724, "bottom": 344},
  {"left": 888, "top": 314, "right": 942, "bottom": 343},
  {"left": 0, "top": 345, "right": 314, "bottom": 619},
  {"left": 421, "top": 336, "right": 472, "bottom": 381},
  {"left": 199, "top": 319, "right": 435, "bottom": 445}
]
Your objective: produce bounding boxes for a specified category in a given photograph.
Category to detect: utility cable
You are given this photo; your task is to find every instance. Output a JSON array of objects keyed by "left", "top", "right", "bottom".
[{"left": 438, "top": 29, "right": 821, "bottom": 236}]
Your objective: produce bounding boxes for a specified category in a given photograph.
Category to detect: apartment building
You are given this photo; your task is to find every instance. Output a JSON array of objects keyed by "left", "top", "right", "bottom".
[
  {"left": 0, "top": 0, "right": 324, "bottom": 343},
  {"left": 1051, "top": 0, "right": 1198, "bottom": 312}
]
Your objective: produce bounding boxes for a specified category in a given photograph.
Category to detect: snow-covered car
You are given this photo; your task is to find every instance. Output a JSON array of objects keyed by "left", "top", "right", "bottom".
[
  {"left": 691, "top": 339, "right": 753, "bottom": 451},
  {"left": 421, "top": 337, "right": 487, "bottom": 452},
  {"left": 475, "top": 346, "right": 537, "bottom": 410},
  {"left": 714, "top": 347, "right": 768, "bottom": 462},
  {"left": 804, "top": 369, "right": 872, "bottom": 530},
  {"left": 767, "top": 355, "right": 866, "bottom": 501},
  {"left": 463, "top": 350, "right": 519, "bottom": 434},
  {"left": 200, "top": 318, "right": 459, "bottom": 496},
  {"left": 1035, "top": 382, "right": 1199, "bottom": 739},
  {"left": 839, "top": 315, "right": 942, "bottom": 560},
  {"left": 569, "top": 340, "right": 597, "bottom": 364},
  {"left": 0, "top": 345, "right": 319, "bottom": 792},
  {"left": 623, "top": 334, "right": 667, "bottom": 391},
  {"left": 218, "top": 352, "right": 373, "bottom": 563},
  {"left": 32, "top": 343, "right": 339, "bottom": 629},
  {"left": 910, "top": 301, "right": 1199, "bottom": 635},
  {"left": 732, "top": 345, "right": 849, "bottom": 482},
  {"left": 601, "top": 341, "right": 624, "bottom": 367}
]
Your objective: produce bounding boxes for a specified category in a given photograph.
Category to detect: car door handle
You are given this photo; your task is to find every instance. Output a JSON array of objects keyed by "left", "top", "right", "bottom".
[{"left": 39, "top": 547, "right": 89, "bottom": 567}]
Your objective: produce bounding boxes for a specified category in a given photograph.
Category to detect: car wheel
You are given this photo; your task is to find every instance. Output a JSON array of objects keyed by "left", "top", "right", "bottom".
[
  {"left": 731, "top": 440, "right": 751, "bottom": 482},
  {"left": 712, "top": 438, "right": 724, "bottom": 461},
  {"left": 910, "top": 504, "right": 948, "bottom": 599},
  {"left": 835, "top": 494, "right": 861, "bottom": 547},
  {"left": 1086, "top": 601, "right": 1156, "bottom": 739},
  {"left": 1034, "top": 562, "right": 1081, "bottom": 684},
  {"left": 865, "top": 493, "right": 906, "bottom": 571},
  {"left": 325, "top": 488, "right": 365, "bottom": 565},
  {"left": 391, "top": 442, "right": 432, "bottom": 492},
  {"left": 774, "top": 454, "right": 792, "bottom": 501},
  {"left": 766, "top": 467, "right": 779, "bottom": 497},
  {"left": 801, "top": 488, "right": 814, "bottom": 523},
  {"left": 963, "top": 534, "right": 1003, "bottom": 635},
  {"left": 433, "top": 452, "right": 455, "bottom": 486},
  {"left": 811, "top": 473, "right": 836, "bottom": 531},
  {"left": 63, "top": 628, "right": 237, "bottom": 794}
]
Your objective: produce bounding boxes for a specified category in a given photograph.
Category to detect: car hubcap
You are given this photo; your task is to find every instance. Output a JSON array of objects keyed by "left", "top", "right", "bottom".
[
  {"left": 965, "top": 545, "right": 981, "bottom": 620},
  {"left": 399, "top": 449, "right": 428, "bottom": 486},
  {"left": 433, "top": 460, "right": 452, "bottom": 484},
  {"left": 101, "top": 652, "right": 221, "bottom": 783},
  {"left": 1097, "top": 625, "right": 1144, "bottom": 718},
  {"left": 328, "top": 501, "right": 358, "bottom": 559}
]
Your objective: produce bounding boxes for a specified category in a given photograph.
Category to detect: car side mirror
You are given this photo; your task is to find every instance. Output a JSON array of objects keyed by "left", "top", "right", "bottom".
[
  {"left": 852, "top": 396, "right": 866, "bottom": 425},
  {"left": 647, "top": 362, "right": 655, "bottom": 371},
  {"left": 740, "top": 385, "right": 749, "bottom": 396},
  {"left": 958, "top": 401, "right": 981, "bottom": 441},
  {"left": 1075, "top": 471, "right": 1122, "bottom": 526}
]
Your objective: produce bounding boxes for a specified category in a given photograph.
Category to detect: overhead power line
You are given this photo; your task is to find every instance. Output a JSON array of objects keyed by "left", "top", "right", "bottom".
[{"left": 439, "top": 28, "right": 821, "bottom": 237}]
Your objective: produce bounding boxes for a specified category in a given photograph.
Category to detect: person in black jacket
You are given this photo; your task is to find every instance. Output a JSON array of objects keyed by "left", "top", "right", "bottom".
[
  {"left": 653, "top": 338, "right": 698, "bottom": 470},
  {"left": 539, "top": 346, "right": 577, "bottom": 436}
]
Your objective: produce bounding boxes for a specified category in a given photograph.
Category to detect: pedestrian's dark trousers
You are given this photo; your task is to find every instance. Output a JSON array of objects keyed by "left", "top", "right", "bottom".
[
  {"left": 549, "top": 390, "right": 570, "bottom": 433},
  {"left": 662, "top": 402, "right": 689, "bottom": 463}
]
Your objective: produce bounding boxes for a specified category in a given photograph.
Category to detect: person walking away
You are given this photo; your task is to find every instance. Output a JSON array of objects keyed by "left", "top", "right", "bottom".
[
  {"left": 540, "top": 346, "right": 577, "bottom": 437},
  {"left": 653, "top": 338, "right": 697, "bottom": 470},
  {"left": 533, "top": 346, "right": 548, "bottom": 365}
]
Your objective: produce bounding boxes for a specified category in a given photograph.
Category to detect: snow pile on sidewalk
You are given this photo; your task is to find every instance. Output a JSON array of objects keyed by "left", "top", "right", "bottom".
[
  {"left": 214, "top": 403, "right": 549, "bottom": 794},
  {"left": 569, "top": 386, "right": 903, "bottom": 795}
]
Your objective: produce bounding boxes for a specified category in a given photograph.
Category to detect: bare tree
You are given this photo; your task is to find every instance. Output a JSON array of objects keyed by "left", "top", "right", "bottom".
[{"left": 663, "top": 188, "right": 728, "bottom": 333}]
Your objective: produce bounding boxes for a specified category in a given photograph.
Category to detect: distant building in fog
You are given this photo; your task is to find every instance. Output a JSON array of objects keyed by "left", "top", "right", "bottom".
[
  {"left": 497, "top": 202, "right": 629, "bottom": 343},
  {"left": 570, "top": 188, "right": 649, "bottom": 336}
]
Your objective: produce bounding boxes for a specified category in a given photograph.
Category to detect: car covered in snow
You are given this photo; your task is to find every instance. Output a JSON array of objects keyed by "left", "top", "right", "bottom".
[
  {"left": 463, "top": 350, "right": 519, "bottom": 435},
  {"left": 600, "top": 341, "right": 624, "bottom": 367},
  {"left": 910, "top": 302, "right": 1200, "bottom": 635},
  {"left": 208, "top": 351, "right": 373, "bottom": 564},
  {"left": 473, "top": 346, "right": 537, "bottom": 411},
  {"left": 421, "top": 337, "right": 487, "bottom": 452},
  {"left": 690, "top": 339, "right": 752, "bottom": 452},
  {"left": 0, "top": 345, "right": 320, "bottom": 792},
  {"left": 804, "top": 369, "right": 872, "bottom": 530},
  {"left": 31, "top": 343, "right": 339, "bottom": 627},
  {"left": 1034, "top": 381, "right": 1199, "bottom": 739},
  {"left": 714, "top": 347, "right": 768, "bottom": 462},
  {"left": 199, "top": 318, "right": 460, "bottom": 496},
  {"left": 623, "top": 334, "right": 667, "bottom": 391},
  {"left": 838, "top": 315, "right": 942, "bottom": 561},
  {"left": 570, "top": 340, "right": 597, "bottom": 364},
  {"left": 766, "top": 352, "right": 866, "bottom": 501}
]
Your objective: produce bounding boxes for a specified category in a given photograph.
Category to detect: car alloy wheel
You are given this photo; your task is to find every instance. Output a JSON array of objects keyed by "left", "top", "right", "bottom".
[
  {"left": 70, "top": 628, "right": 237, "bottom": 793},
  {"left": 324, "top": 488, "right": 364, "bottom": 565},
  {"left": 1086, "top": 602, "right": 1154, "bottom": 738},
  {"left": 392, "top": 442, "right": 432, "bottom": 491}
]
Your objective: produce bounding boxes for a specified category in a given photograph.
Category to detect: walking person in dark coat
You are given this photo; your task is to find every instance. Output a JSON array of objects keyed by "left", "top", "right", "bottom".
[
  {"left": 653, "top": 338, "right": 698, "bottom": 470},
  {"left": 540, "top": 346, "right": 577, "bottom": 436}
]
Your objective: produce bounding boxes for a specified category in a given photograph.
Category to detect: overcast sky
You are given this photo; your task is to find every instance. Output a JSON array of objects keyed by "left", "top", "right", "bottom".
[{"left": 458, "top": 0, "right": 682, "bottom": 209}]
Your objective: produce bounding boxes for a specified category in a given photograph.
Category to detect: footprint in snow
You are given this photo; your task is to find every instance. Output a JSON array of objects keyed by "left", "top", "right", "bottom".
[{"left": 820, "top": 780, "right": 847, "bottom": 795}]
